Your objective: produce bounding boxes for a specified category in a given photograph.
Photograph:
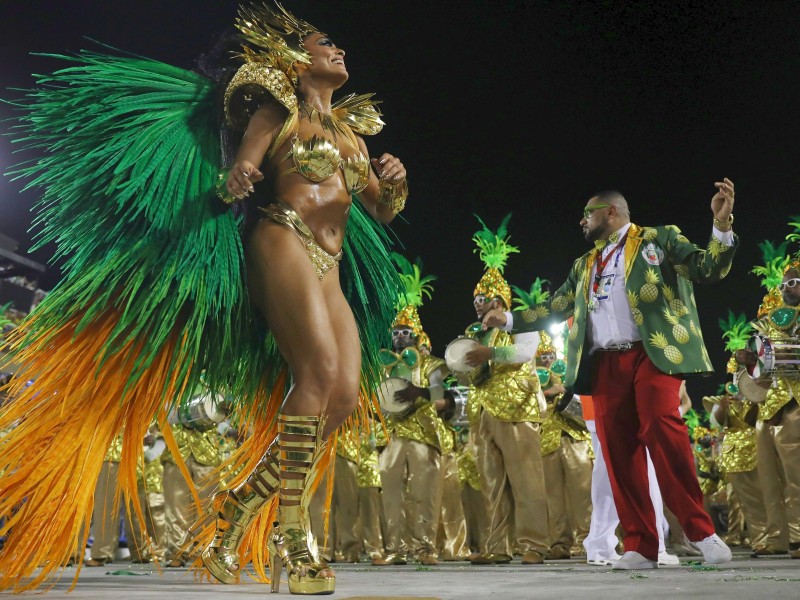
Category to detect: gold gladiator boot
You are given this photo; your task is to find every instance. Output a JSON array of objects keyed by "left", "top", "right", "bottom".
[
  {"left": 268, "top": 414, "right": 335, "bottom": 595},
  {"left": 201, "top": 440, "right": 280, "bottom": 583}
]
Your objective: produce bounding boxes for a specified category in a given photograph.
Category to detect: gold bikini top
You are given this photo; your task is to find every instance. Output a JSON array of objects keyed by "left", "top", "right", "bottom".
[{"left": 286, "top": 133, "right": 371, "bottom": 194}]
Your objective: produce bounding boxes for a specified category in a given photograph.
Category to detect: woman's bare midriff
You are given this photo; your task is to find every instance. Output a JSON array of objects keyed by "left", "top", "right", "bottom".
[{"left": 270, "top": 173, "right": 353, "bottom": 256}]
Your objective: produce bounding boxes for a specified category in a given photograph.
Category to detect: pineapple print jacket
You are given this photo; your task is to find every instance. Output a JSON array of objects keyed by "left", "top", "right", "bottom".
[{"left": 511, "top": 223, "right": 738, "bottom": 386}]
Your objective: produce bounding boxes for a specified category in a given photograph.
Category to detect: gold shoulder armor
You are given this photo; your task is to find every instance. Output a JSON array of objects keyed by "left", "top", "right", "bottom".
[
  {"left": 331, "top": 93, "right": 384, "bottom": 136},
  {"left": 224, "top": 61, "right": 298, "bottom": 130}
]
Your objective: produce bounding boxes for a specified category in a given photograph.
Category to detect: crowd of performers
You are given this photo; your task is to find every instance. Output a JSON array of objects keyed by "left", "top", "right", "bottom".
[
  {"left": 3, "top": 212, "right": 798, "bottom": 575},
  {"left": 0, "top": 0, "right": 798, "bottom": 595}
]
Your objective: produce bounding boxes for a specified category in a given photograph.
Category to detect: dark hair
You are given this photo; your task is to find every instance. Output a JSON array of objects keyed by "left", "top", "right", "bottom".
[{"left": 194, "top": 28, "right": 246, "bottom": 166}]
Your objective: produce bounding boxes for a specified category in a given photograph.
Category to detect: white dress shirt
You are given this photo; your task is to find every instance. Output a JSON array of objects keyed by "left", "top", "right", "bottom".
[{"left": 503, "top": 223, "right": 735, "bottom": 353}]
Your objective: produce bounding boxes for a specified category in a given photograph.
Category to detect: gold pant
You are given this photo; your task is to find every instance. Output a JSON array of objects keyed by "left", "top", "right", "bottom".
[
  {"left": 542, "top": 436, "right": 593, "bottom": 552},
  {"left": 162, "top": 457, "right": 217, "bottom": 560},
  {"left": 358, "top": 487, "right": 385, "bottom": 558},
  {"left": 727, "top": 471, "right": 768, "bottom": 549},
  {"left": 90, "top": 462, "right": 153, "bottom": 561},
  {"left": 310, "top": 455, "right": 362, "bottom": 560},
  {"left": 437, "top": 452, "right": 469, "bottom": 560},
  {"left": 476, "top": 411, "right": 549, "bottom": 556},
  {"left": 756, "top": 402, "right": 800, "bottom": 550},
  {"left": 461, "top": 484, "right": 490, "bottom": 553},
  {"left": 379, "top": 438, "right": 443, "bottom": 558},
  {"left": 724, "top": 483, "right": 746, "bottom": 545}
]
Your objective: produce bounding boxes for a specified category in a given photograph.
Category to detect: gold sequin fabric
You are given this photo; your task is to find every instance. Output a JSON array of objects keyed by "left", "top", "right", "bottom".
[
  {"left": 386, "top": 402, "right": 444, "bottom": 452},
  {"left": 138, "top": 459, "right": 164, "bottom": 494},
  {"left": 160, "top": 425, "right": 224, "bottom": 467},
  {"left": 456, "top": 444, "right": 481, "bottom": 490},
  {"left": 719, "top": 429, "right": 757, "bottom": 473},
  {"left": 759, "top": 377, "right": 799, "bottom": 421},
  {"left": 718, "top": 398, "right": 757, "bottom": 473},
  {"left": 357, "top": 443, "right": 381, "bottom": 489},
  {"left": 336, "top": 432, "right": 360, "bottom": 463},
  {"left": 469, "top": 363, "right": 542, "bottom": 423},
  {"left": 104, "top": 434, "right": 124, "bottom": 463}
]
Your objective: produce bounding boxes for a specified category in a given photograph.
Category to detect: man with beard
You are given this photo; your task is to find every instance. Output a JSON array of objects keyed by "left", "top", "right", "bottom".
[
  {"left": 462, "top": 215, "right": 549, "bottom": 566},
  {"left": 482, "top": 181, "right": 737, "bottom": 569},
  {"left": 373, "top": 257, "right": 452, "bottom": 566}
]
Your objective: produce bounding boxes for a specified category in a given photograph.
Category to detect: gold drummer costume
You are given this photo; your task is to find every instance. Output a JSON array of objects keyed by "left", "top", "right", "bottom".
[
  {"left": 374, "top": 254, "right": 450, "bottom": 566},
  {"left": 464, "top": 214, "right": 549, "bottom": 565},
  {"left": 737, "top": 234, "right": 800, "bottom": 555}
]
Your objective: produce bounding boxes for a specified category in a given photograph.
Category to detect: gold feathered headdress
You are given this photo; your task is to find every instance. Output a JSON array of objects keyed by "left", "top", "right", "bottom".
[
  {"left": 223, "top": 1, "right": 384, "bottom": 135},
  {"left": 472, "top": 214, "right": 519, "bottom": 309},
  {"left": 390, "top": 253, "right": 436, "bottom": 346}
]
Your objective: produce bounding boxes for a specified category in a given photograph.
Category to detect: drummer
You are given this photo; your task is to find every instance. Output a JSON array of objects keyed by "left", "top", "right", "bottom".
[
  {"left": 460, "top": 214, "right": 549, "bottom": 566},
  {"left": 734, "top": 261, "right": 800, "bottom": 557},
  {"left": 534, "top": 331, "right": 593, "bottom": 560},
  {"left": 373, "top": 255, "right": 452, "bottom": 567}
]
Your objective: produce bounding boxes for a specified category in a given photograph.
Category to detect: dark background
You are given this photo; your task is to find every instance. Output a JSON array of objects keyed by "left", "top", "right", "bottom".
[{"left": 1, "top": 1, "right": 798, "bottom": 405}]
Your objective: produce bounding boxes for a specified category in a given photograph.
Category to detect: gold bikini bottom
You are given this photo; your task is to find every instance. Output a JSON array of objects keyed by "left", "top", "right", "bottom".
[{"left": 259, "top": 202, "right": 343, "bottom": 281}]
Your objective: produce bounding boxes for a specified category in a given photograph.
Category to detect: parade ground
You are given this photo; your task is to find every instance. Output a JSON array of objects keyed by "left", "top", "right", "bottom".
[{"left": 6, "top": 550, "right": 798, "bottom": 599}]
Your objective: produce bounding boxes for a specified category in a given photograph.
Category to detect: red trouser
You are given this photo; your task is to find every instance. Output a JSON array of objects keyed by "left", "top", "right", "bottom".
[{"left": 591, "top": 345, "right": 714, "bottom": 559}]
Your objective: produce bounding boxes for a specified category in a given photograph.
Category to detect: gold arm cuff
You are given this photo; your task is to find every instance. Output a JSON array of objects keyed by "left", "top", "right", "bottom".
[
  {"left": 713, "top": 213, "right": 734, "bottom": 231},
  {"left": 215, "top": 168, "right": 237, "bottom": 204},
  {"left": 378, "top": 178, "right": 408, "bottom": 215}
]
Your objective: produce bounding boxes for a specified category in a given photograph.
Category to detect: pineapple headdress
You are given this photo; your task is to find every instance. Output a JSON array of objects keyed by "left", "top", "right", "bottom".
[
  {"left": 472, "top": 214, "right": 519, "bottom": 309},
  {"left": 750, "top": 229, "right": 800, "bottom": 318},
  {"left": 786, "top": 215, "right": 800, "bottom": 273},
  {"left": 718, "top": 310, "right": 753, "bottom": 374},
  {"left": 535, "top": 332, "right": 555, "bottom": 356},
  {"left": 390, "top": 253, "right": 436, "bottom": 345},
  {"left": 512, "top": 278, "right": 553, "bottom": 354}
]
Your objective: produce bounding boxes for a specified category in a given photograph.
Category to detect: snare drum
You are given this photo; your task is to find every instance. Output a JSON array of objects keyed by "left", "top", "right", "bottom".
[
  {"left": 177, "top": 392, "right": 228, "bottom": 431},
  {"left": 376, "top": 377, "right": 413, "bottom": 418},
  {"left": 445, "top": 337, "right": 489, "bottom": 386},
  {"left": 448, "top": 386, "right": 470, "bottom": 428},
  {"left": 746, "top": 334, "right": 800, "bottom": 379}
]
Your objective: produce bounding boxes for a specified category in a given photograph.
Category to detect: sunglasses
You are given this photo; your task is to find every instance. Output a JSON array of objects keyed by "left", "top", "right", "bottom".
[
  {"left": 778, "top": 278, "right": 800, "bottom": 292},
  {"left": 583, "top": 203, "right": 610, "bottom": 218},
  {"left": 473, "top": 296, "right": 491, "bottom": 306},
  {"left": 392, "top": 328, "right": 414, "bottom": 338}
]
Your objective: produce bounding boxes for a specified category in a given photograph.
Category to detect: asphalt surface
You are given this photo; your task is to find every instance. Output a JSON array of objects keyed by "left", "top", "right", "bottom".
[{"left": 3, "top": 549, "right": 798, "bottom": 599}]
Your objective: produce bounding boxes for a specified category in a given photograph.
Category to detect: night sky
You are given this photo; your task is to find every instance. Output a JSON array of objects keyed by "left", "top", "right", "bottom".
[{"left": 1, "top": 1, "right": 799, "bottom": 403}]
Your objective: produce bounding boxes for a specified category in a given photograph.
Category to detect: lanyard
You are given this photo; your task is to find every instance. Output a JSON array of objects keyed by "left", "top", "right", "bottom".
[{"left": 592, "top": 233, "right": 628, "bottom": 295}]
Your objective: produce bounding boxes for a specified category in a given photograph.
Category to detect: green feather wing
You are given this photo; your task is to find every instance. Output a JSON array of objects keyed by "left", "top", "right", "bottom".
[
  {"left": 342, "top": 200, "right": 403, "bottom": 392},
  {"left": 4, "top": 50, "right": 263, "bottom": 404}
]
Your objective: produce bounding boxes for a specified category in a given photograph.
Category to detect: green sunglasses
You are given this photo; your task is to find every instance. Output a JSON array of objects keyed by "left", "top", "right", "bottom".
[{"left": 582, "top": 203, "right": 611, "bottom": 218}]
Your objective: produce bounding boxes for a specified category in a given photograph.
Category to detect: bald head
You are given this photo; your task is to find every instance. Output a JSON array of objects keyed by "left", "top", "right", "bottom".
[
  {"left": 581, "top": 190, "right": 631, "bottom": 243},
  {"left": 593, "top": 190, "right": 630, "bottom": 219}
]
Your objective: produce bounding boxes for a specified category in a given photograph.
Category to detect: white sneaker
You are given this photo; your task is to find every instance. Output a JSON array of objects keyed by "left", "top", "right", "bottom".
[
  {"left": 610, "top": 551, "right": 658, "bottom": 570},
  {"left": 658, "top": 552, "right": 680, "bottom": 565},
  {"left": 587, "top": 553, "right": 621, "bottom": 566},
  {"left": 691, "top": 533, "right": 732, "bottom": 564}
]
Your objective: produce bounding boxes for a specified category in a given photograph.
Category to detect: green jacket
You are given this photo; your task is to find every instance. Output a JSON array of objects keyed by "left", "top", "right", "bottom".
[{"left": 512, "top": 224, "right": 738, "bottom": 386}]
